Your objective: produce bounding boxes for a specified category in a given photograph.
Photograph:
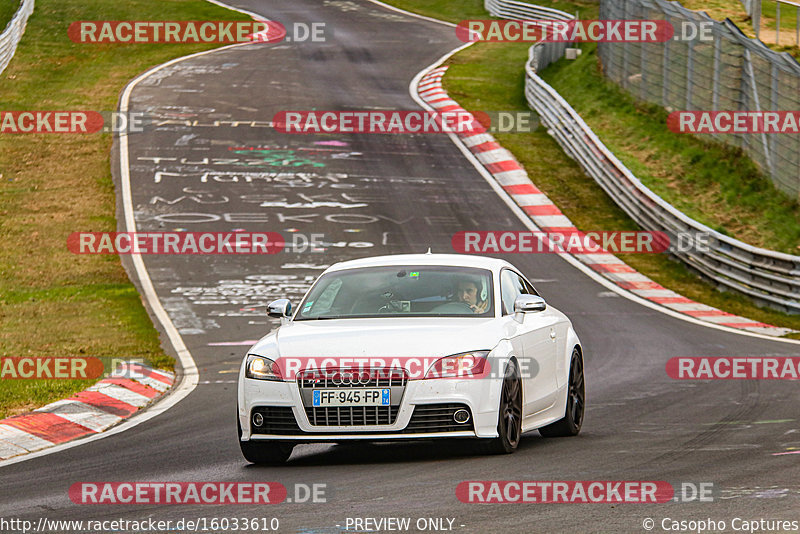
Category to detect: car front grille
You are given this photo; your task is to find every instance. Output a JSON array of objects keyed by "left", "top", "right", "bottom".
[
  {"left": 304, "top": 405, "right": 399, "bottom": 426},
  {"left": 297, "top": 368, "right": 407, "bottom": 427},
  {"left": 297, "top": 368, "right": 407, "bottom": 389}
]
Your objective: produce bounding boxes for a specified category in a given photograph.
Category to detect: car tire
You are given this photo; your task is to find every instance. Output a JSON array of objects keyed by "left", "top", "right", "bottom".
[
  {"left": 480, "top": 360, "right": 523, "bottom": 455},
  {"left": 237, "top": 412, "right": 294, "bottom": 465},
  {"left": 539, "top": 347, "right": 584, "bottom": 438}
]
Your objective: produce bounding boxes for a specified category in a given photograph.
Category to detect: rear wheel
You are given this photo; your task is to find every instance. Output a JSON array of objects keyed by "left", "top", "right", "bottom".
[
  {"left": 237, "top": 412, "right": 294, "bottom": 465},
  {"left": 480, "top": 360, "right": 522, "bottom": 454},
  {"left": 539, "top": 348, "right": 584, "bottom": 437}
]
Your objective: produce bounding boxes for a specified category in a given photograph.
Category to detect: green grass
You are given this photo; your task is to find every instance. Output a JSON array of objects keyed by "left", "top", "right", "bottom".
[
  {"left": 0, "top": 0, "right": 252, "bottom": 419},
  {"left": 759, "top": 0, "right": 800, "bottom": 32},
  {"left": 384, "top": 0, "right": 800, "bottom": 335},
  {"left": 0, "top": 1, "right": 20, "bottom": 33}
]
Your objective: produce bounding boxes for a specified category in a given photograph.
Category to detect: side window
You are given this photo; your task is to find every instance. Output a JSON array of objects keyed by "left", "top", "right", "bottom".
[
  {"left": 500, "top": 270, "right": 526, "bottom": 315},
  {"left": 301, "top": 278, "right": 342, "bottom": 317}
]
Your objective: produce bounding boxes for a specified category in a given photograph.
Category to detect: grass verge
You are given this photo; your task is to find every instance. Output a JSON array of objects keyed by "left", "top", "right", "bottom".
[
  {"left": 384, "top": 0, "right": 800, "bottom": 336},
  {"left": 0, "top": 1, "right": 20, "bottom": 33},
  {"left": 0, "top": 0, "right": 252, "bottom": 419}
]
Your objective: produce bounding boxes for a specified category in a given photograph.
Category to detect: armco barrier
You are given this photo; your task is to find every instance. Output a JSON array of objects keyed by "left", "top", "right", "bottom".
[
  {"left": 484, "top": 0, "right": 573, "bottom": 72},
  {"left": 0, "top": 0, "right": 34, "bottom": 76},
  {"left": 482, "top": 0, "right": 800, "bottom": 313}
]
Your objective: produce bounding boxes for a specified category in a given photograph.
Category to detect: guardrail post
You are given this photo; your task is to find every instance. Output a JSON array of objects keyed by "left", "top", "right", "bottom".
[
  {"left": 712, "top": 31, "right": 721, "bottom": 111},
  {"left": 754, "top": 0, "right": 762, "bottom": 39},
  {"left": 686, "top": 39, "right": 694, "bottom": 110},
  {"left": 662, "top": 36, "right": 670, "bottom": 106}
]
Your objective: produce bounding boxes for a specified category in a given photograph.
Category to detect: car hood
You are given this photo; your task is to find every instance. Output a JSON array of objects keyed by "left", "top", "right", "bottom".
[{"left": 250, "top": 317, "right": 501, "bottom": 360}]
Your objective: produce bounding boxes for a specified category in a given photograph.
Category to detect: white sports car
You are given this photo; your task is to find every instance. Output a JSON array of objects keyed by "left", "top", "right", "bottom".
[{"left": 237, "top": 253, "right": 585, "bottom": 464}]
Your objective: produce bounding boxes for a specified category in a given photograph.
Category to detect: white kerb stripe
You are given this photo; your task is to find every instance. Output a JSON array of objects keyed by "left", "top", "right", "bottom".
[
  {"left": 534, "top": 215, "right": 574, "bottom": 228},
  {"left": 474, "top": 148, "right": 514, "bottom": 165},
  {"left": 135, "top": 376, "right": 171, "bottom": 392},
  {"left": 661, "top": 302, "right": 719, "bottom": 312},
  {"left": 36, "top": 400, "right": 122, "bottom": 433},
  {"left": 695, "top": 314, "right": 740, "bottom": 324},
  {"left": 630, "top": 288, "right": 682, "bottom": 298},
  {"left": 111, "top": 368, "right": 172, "bottom": 392},
  {"left": 88, "top": 382, "right": 152, "bottom": 408},
  {"left": 602, "top": 272, "right": 653, "bottom": 283},
  {"left": 742, "top": 326, "right": 795, "bottom": 336},
  {"left": 493, "top": 169, "right": 531, "bottom": 186},
  {"left": 512, "top": 193, "right": 552, "bottom": 207},
  {"left": 429, "top": 100, "right": 460, "bottom": 109},
  {"left": 420, "top": 90, "right": 446, "bottom": 99},
  {"left": 461, "top": 133, "right": 495, "bottom": 147},
  {"left": 146, "top": 368, "right": 175, "bottom": 382},
  {"left": 572, "top": 253, "right": 626, "bottom": 265},
  {"left": 0, "top": 425, "right": 53, "bottom": 454},
  {"left": 0, "top": 439, "right": 28, "bottom": 460}
]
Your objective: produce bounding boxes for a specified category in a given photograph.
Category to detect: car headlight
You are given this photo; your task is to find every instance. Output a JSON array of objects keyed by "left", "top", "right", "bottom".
[
  {"left": 245, "top": 355, "right": 283, "bottom": 381},
  {"left": 424, "top": 351, "right": 490, "bottom": 379}
]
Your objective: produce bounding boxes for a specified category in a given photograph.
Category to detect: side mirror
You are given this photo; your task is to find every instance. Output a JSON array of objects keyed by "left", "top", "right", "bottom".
[
  {"left": 514, "top": 294, "right": 546, "bottom": 313},
  {"left": 267, "top": 299, "right": 292, "bottom": 318}
]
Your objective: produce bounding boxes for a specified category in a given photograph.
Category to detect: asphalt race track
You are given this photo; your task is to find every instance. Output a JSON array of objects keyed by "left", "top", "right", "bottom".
[{"left": 2, "top": 1, "right": 799, "bottom": 532}]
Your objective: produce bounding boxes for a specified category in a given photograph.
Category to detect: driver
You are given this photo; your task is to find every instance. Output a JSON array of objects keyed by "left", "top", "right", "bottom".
[{"left": 455, "top": 277, "right": 489, "bottom": 314}]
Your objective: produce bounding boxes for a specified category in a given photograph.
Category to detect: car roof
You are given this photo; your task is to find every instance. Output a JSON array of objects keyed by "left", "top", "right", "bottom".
[{"left": 324, "top": 253, "right": 515, "bottom": 273}]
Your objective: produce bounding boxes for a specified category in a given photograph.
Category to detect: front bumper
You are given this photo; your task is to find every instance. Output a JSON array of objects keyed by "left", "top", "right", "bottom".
[{"left": 238, "top": 375, "right": 502, "bottom": 441}]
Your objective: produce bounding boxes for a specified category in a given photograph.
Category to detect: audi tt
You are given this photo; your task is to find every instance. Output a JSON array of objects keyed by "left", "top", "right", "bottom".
[{"left": 237, "top": 253, "right": 585, "bottom": 464}]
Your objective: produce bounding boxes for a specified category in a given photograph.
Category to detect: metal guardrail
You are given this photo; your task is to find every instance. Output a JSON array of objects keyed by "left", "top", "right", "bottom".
[
  {"left": 600, "top": 0, "right": 800, "bottom": 200},
  {"left": 0, "top": 0, "right": 33, "bottom": 76},
  {"left": 482, "top": 0, "right": 800, "bottom": 313},
  {"left": 485, "top": 0, "right": 572, "bottom": 22},
  {"left": 484, "top": 0, "right": 574, "bottom": 74}
]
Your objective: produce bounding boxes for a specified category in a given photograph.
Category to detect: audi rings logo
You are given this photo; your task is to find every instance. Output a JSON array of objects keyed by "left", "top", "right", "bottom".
[{"left": 330, "top": 371, "right": 371, "bottom": 386}]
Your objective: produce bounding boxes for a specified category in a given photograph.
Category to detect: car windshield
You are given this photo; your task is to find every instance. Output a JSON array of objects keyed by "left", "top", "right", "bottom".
[{"left": 295, "top": 265, "right": 494, "bottom": 320}]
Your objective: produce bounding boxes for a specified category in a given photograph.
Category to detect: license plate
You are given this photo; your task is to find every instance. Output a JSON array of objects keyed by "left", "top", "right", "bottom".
[{"left": 312, "top": 388, "right": 390, "bottom": 407}]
